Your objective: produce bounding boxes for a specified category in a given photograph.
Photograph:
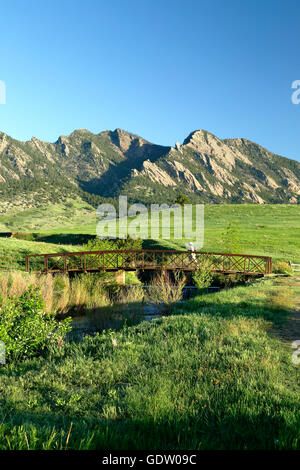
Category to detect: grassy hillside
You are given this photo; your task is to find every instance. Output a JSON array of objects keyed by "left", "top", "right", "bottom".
[
  {"left": 0, "top": 198, "right": 96, "bottom": 233},
  {"left": 153, "top": 204, "right": 300, "bottom": 263},
  {"left": 0, "top": 238, "right": 83, "bottom": 271},
  {"left": 0, "top": 203, "right": 299, "bottom": 270},
  {"left": 0, "top": 275, "right": 298, "bottom": 450}
]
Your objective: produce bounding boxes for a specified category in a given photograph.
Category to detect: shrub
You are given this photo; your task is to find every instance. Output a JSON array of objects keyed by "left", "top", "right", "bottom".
[
  {"left": 0, "top": 286, "right": 71, "bottom": 362},
  {"left": 84, "top": 236, "right": 143, "bottom": 252},
  {"left": 192, "top": 264, "right": 213, "bottom": 293},
  {"left": 221, "top": 222, "right": 242, "bottom": 253},
  {"left": 272, "top": 261, "right": 293, "bottom": 275},
  {"left": 212, "top": 273, "right": 250, "bottom": 288}
]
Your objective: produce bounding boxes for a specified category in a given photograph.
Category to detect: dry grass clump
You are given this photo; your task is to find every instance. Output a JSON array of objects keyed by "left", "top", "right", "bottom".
[
  {"left": 0, "top": 271, "right": 145, "bottom": 316},
  {"left": 9, "top": 271, "right": 34, "bottom": 298},
  {"left": 115, "top": 285, "right": 145, "bottom": 305},
  {"left": 147, "top": 271, "right": 186, "bottom": 308},
  {"left": 272, "top": 261, "right": 293, "bottom": 275}
]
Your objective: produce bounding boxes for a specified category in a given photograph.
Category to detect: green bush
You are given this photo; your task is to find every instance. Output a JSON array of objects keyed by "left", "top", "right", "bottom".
[
  {"left": 212, "top": 273, "right": 250, "bottom": 288},
  {"left": 0, "top": 286, "right": 71, "bottom": 362},
  {"left": 192, "top": 264, "right": 212, "bottom": 292},
  {"left": 221, "top": 221, "right": 242, "bottom": 253},
  {"left": 175, "top": 194, "right": 191, "bottom": 205}
]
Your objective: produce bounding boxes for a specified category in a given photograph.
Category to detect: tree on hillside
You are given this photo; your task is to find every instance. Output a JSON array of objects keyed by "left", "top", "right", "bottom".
[
  {"left": 84, "top": 236, "right": 143, "bottom": 252},
  {"left": 221, "top": 222, "right": 242, "bottom": 253},
  {"left": 175, "top": 194, "right": 192, "bottom": 206}
]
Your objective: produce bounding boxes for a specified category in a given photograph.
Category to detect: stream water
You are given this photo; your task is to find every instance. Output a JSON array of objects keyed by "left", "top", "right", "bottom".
[
  {"left": 68, "top": 302, "right": 162, "bottom": 341},
  {"left": 67, "top": 286, "right": 220, "bottom": 341}
]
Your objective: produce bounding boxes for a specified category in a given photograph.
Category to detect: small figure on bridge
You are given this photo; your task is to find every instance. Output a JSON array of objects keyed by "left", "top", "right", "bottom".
[{"left": 188, "top": 242, "right": 199, "bottom": 268}]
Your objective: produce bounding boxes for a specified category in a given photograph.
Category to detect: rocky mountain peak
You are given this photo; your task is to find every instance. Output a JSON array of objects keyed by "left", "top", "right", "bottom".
[
  {"left": 69, "top": 129, "right": 93, "bottom": 138},
  {"left": 108, "top": 128, "right": 146, "bottom": 153},
  {"left": 0, "top": 127, "right": 299, "bottom": 206},
  {"left": 182, "top": 129, "right": 213, "bottom": 146},
  {"left": 0, "top": 132, "right": 9, "bottom": 154}
]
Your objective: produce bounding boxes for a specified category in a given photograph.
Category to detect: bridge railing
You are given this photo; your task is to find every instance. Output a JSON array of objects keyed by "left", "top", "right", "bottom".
[{"left": 25, "top": 250, "right": 272, "bottom": 275}]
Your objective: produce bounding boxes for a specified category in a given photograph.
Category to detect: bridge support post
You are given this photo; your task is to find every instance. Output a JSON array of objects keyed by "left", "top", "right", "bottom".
[{"left": 115, "top": 270, "right": 125, "bottom": 286}]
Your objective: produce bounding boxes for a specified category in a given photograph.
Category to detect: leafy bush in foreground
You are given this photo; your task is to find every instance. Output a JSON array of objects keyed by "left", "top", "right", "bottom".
[{"left": 0, "top": 286, "right": 71, "bottom": 362}]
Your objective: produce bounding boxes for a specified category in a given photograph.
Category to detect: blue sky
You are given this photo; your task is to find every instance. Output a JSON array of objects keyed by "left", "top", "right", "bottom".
[{"left": 1, "top": 0, "right": 300, "bottom": 161}]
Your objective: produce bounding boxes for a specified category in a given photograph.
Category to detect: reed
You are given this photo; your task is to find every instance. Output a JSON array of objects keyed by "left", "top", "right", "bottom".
[{"left": 0, "top": 271, "right": 146, "bottom": 316}]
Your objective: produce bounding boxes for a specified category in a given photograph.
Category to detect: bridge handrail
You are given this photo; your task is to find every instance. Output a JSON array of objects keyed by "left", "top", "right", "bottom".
[
  {"left": 25, "top": 249, "right": 271, "bottom": 259},
  {"left": 25, "top": 249, "right": 272, "bottom": 275}
]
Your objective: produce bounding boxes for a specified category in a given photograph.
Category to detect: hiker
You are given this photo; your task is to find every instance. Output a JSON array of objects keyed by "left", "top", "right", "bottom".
[{"left": 188, "top": 242, "right": 198, "bottom": 267}]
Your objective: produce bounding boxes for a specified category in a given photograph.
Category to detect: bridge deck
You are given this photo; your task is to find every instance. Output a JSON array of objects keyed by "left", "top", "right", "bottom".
[{"left": 25, "top": 250, "right": 272, "bottom": 276}]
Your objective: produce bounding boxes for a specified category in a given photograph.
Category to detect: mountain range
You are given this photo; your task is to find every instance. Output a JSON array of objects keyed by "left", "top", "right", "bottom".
[{"left": 0, "top": 127, "right": 299, "bottom": 210}]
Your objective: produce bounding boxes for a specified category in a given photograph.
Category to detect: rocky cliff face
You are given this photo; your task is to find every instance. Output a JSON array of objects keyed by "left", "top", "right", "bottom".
[{"left": 0, "top": 128, "right": 299, "bottom": 207}]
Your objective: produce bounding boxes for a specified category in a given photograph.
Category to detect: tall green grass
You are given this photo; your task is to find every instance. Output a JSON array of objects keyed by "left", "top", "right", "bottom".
[
  {"left": 0, "top": 237, "right": 83, "bottom": 271},
  {"left": 0, "top": 276, "right": 298, "bottom": 450},
  {"left": 0, "top": 312, "right": 298, "bottom": 450}
]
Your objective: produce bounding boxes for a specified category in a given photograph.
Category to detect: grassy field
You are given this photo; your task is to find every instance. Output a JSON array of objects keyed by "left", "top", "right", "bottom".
[
  {"left": 146, "top": 204, "right": 300, "bottom": 263},
  {"left": 0, "top": 275, "right": 299, "bottom": 450},
  {"left": 0, "top": 238, "right": 83, "bottom": 271},
  {"left": 0, "top": 204, "right": 299, "bottom": 269}
]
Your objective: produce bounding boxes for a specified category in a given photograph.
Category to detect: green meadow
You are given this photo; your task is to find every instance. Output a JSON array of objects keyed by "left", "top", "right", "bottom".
[
  {"left": 0, "top": 203, "right": 299, "bottom": 269},
  {"left": 147, "top": 204, "right": 300, "bottom": 263}
]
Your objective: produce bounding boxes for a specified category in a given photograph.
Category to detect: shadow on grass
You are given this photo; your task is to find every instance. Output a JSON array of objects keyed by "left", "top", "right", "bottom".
[
  {"left": 142, "top": 238, "right": 176, "bottom": 250},
  {"left": 0, "top": 398, "right": 298, "bottom": 450},
  {"left": 36, "top": 233, "right": 95, "bottom": 246}
]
